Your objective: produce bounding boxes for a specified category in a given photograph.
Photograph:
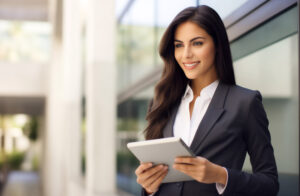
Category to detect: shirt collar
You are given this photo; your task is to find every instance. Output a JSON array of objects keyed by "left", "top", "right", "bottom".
[
  {"left": 183, "top": 84, "right": 193, "bottom": 99},
  {"left": 183, "top": 80, "right": 219, "bottom": 99}
]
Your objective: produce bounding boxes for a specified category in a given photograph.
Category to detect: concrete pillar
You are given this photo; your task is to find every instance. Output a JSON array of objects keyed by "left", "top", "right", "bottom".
[
  {"left": 44, "top": 0, "right": 82, "bottom": 195},
  {"left": 62, "top": 0, "right": 82, "bottom": 195},
  {"left": 85, "top": 0, "right": 116, "bottom": 195}
]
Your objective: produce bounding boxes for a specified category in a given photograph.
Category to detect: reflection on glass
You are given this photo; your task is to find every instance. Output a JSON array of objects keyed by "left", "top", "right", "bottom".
[
  {"left": 156, "top": 0, "right": 197, "bottom": 27},
  {"left": 115, "top": 0, "right": 131, "bottom": 18},
  {"left": 121, "top": 0, "right": 155, "bottom": 26},
  {"left": 199, "top": 0, "right": 249, "bottom": 18}
]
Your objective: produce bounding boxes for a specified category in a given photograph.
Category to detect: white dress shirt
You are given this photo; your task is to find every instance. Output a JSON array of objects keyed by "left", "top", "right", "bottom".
[
  {"left": 173, "top": 80, "right": 219, "bottom": 146},
  {"left": 173, "top": 80, "right": 227, "bottom": 195}
]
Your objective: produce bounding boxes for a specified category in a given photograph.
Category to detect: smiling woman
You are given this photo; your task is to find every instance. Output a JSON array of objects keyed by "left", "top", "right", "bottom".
[{"left": 134, "top": 5, "right": 279, "bottom": 196}]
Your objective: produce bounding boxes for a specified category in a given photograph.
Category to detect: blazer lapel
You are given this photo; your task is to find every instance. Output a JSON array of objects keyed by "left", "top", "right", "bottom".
[{"left": 190, "top": 82, "right": 229, "bottom": 153}]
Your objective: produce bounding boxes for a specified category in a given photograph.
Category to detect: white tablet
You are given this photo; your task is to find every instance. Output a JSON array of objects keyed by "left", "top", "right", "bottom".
[{"left": 127, "top": 137, "right": 195, "bottom": 183}]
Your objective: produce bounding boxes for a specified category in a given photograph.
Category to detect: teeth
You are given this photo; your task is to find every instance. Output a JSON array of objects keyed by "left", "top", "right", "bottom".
[{"left": 184, "top": 63, "right": 198, "bottom": 67}]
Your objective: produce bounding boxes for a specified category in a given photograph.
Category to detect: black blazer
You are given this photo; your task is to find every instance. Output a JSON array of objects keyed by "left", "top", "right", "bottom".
[{"left": 142, "top": 82, "right": 279, "bottom": 196}]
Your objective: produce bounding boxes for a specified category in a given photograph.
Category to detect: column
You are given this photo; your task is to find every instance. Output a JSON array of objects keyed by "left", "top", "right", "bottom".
[
  {"left": 85, "top": 0, "right": 116, "bottom": 195},
  {"left": 44, "top": 0, "right": 82, "bottom": 195}
]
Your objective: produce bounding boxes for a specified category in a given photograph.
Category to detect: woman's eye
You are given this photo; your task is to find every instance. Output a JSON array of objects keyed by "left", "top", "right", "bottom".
[
  {"left": 193, "top": 41, "right": 203, "bottom": 46},
  {"left": 174, "top": 43, "right": 183, "bottom": 48}
]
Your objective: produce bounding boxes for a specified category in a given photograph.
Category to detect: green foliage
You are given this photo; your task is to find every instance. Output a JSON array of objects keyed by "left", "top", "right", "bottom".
[
  {"left": 32, "top": 154, "right": 39, "bottom": 171},
  {"left": 23, "top": 116, "right": 38, "bottom": 141},
  {"left": 117, "top": 118, "right": 139, "bottom": 132},
  {"left": 0, "top": 151, "right": 25, "bottom": 170},
  {"left": 0, "top": 154, "right": 4, "bottom": 169},
  {"left": 81, "top": 153, "right": 86, "bottom": 175},
  {"left": 117, "top": 150, "right": 139, "bottom": 176},
  {"left": 9, "top": 151, "right": 25, "bottom": 170},
  {"left": 117, "top": 24, "right": 165, "bottom": 66}
]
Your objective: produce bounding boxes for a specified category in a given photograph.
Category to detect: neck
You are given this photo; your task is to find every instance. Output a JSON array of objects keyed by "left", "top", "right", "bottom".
[{"left": 191, "top": 75, "right": 218, "bottom": 97}]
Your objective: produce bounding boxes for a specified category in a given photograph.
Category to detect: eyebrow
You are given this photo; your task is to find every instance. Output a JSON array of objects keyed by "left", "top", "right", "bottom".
[{"left": 174, "top": 36, "right": 206, "bottom": 43}]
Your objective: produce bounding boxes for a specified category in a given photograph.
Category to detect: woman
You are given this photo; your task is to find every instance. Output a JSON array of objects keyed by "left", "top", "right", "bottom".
[{"left": 135, "top": 5, "right": 279, "bottom": 196}]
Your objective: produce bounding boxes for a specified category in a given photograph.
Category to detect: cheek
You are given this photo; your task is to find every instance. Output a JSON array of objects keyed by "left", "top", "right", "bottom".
[
  {"left": 201, "top": 46, "right": 215, "bottom": 63},
  {"left": 174, "top": 50, "right": 181, "bottom": 63}
]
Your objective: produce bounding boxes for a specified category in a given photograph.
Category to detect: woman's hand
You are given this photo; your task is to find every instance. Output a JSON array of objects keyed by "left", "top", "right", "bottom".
[
  {"left": 173, "top": 156, "right": 227, "bottom": 185},
  {"left": 135, "top": 162, "right": 168, "bottom": 195}
]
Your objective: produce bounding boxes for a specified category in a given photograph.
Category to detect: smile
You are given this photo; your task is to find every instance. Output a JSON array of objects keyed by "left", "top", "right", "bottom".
[{"left": 183, "top": 62, "right": 199, "bottom": 70}]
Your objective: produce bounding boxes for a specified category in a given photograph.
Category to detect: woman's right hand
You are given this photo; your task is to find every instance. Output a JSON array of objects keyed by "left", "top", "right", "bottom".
[{"left": 135, "top": 162, "right": 168, "bottom": 195}]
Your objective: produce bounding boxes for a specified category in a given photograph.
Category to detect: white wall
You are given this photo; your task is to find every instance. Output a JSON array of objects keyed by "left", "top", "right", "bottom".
[{"left": 0, "top": 62, "right": 47, "bottom": 96}]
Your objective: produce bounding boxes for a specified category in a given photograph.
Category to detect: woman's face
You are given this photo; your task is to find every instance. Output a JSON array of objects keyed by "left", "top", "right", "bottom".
[{"left": 174, "top": 21, "right": 217, "bottom": 82}]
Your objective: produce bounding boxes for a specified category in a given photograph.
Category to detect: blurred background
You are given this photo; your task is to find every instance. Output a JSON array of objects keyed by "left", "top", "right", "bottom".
[{"left": 0, "top": 0, "right": 298, "bottom": 196}]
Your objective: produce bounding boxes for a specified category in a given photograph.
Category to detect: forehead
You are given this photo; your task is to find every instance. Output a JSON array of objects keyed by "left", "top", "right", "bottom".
[{"left": 174, "top": 21, "right": 209, "bottom": 40}]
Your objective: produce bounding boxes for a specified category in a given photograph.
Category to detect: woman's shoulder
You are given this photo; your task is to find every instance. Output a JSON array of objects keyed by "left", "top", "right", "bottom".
[{"left": 225, "top": 83, "right": 262, "bottom": 102}]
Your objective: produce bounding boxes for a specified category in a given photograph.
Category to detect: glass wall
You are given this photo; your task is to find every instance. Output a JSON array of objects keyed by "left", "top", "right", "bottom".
[{"left": 198, "top": 0, "right": 249, "bottom": 19}]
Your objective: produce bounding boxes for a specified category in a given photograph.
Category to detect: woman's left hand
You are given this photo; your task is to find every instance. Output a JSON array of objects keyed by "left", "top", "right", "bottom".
[{"left": 173, "top": 156, "right": 227, "bottom": 185}]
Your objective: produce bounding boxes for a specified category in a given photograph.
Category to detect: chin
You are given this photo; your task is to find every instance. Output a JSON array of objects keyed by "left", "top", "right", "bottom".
[{"left": 184, "top": 73, "right": 198, "bottom": 80}]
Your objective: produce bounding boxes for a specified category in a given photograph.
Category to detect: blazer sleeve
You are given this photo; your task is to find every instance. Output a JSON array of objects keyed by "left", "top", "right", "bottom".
[
  {"left": 141, "top": 188, "right": 149, "bottom": 196},
  {"left": 223, "top": 91, "right": 279, "bottom": 196}
]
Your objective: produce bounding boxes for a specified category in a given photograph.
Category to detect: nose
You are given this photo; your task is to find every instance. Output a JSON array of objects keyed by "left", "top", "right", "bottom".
[{"left": 183, "top": 45, "right": 193, "bottom": 59}]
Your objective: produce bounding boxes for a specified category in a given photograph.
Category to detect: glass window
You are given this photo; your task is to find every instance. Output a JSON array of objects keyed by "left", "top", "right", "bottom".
[
  {"left": 115, "top": 0, "right": 131, "bottom": 18},
  {"left": 117, "top": 85, "right": 154, "bottom": 195},
  {"left": 117, "top": 0, "right": 156, "bottom": 91},
  {"left": 198, "top": 0, "right": 249, "bottom": 19},
  {"left": 121, "top": 0, "right": 155, "bottom": 26},
  {"left": 156, "top": 0, "right": 197, "bottom": 27}
]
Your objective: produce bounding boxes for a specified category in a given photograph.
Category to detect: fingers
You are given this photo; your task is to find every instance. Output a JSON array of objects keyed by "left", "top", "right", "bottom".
[
  {"left": 135, "top": 162, "right": 153, "bottom": 175},
  {"left": 173, "top": 162, "right": 195, "bottom": 173},
  {"left": 173, "top": 156, "right": 220, "bottom": 184},
  {"left": 144, "top": 165, "right": 168, "bottom": 192},
  {"left": 175, "top": 156, "right": 208, "bottom": 165},
  {"left": 173, "top": 156, "right": 205, "bottom": 176},
  {"left": 174, "top": 157, "right": 196, "bottom": 165},
  {"left": 139, "top": 164, "right": 165, "bottom": 183},
  {"left": 136, "top": 163, "right": 168, "bottom": 191}
]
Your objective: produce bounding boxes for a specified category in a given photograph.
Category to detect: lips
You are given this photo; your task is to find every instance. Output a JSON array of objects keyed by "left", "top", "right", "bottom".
[{"left": 183, "top": 61, "right": 199, "bottom": 70}]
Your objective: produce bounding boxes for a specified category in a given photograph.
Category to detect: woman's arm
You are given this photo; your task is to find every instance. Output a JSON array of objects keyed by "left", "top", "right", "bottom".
[{"left": 222, "top": 91, "right": 279, "bottom": 196}]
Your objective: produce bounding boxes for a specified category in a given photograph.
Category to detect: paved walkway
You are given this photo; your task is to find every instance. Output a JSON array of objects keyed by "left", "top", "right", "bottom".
[
  {"left": 2, "top": 171, "right": 41, "bottom": 196},
  {"left": 1, "top": 171, "right": 135, "bottom": 196}
]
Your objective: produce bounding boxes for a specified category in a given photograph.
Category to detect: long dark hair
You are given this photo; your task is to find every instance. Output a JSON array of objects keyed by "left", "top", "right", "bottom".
[{"left": 144, "top": 5, "right": 235, "bottom": 140}]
